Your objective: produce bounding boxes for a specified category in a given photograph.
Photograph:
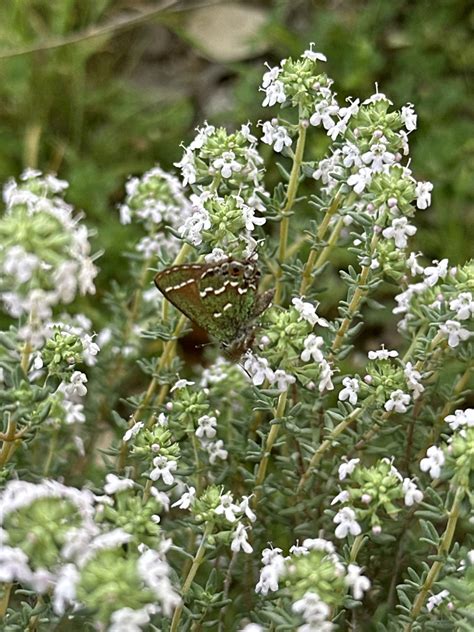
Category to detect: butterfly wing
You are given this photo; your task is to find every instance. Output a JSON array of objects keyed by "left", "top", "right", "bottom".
[
  {"left": 155, "top": 259, "right": 272, "bottom": 349},
  {"left": 154, "top": 263, "right": 209, "bottom": 328}
]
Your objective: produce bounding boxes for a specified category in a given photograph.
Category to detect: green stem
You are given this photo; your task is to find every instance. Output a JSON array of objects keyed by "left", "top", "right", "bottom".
[
  {"left": 405, "top": 485, "right": 466, "bottom": 630},
  {"left": 0, "top": 416, "right": 18, "bottom": 468},
  {"left": 274, "top": 119, "right": 307, "bottom": 305},
  {"left": 299, "top": 193, "right": 341, "bottom": 296},
  {"left": 331, "top": 230, "right": 381, "bottom": 354},
  {"left": 297, "top": 407, "right": 362, "bottom": 492},
  {"left": 0, "top": 582, "right": 13, "bottom": 617},
  {"left": 170, "top": 521, "right": 214, "bottom": 632},
  {"left": 254, "top": 390, "right": 288, "bottom": 504},
  {"left": 350, "top": 534, "right": 365, "bottom": 563},
  {"left": 117, "top": 315, "right": 186, "bottom": 469}
]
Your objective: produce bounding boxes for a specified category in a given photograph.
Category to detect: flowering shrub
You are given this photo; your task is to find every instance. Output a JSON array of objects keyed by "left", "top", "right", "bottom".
[{"left": 0, "top": 44, "right": 473, "bottom": 631}]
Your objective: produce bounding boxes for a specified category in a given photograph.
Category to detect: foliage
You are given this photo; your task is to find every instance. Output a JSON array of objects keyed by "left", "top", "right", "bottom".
[{"left": 0, "top": 38, "right": 473, "bottom": 632}]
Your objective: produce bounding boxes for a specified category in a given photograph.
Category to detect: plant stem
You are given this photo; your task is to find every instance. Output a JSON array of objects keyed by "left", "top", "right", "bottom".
[
  {"left": 170, "top": 521, "right": 214, "bottom": 632},
  {"left": 117, "top": 315, "right": 186, "bottom": 469},
  {"left": 0, "top": 416, "right": 18, "bottom": 468},
  {"left": 274, "top": 119, "right": 307, "bottom": 305},
  {"left": 254, "top": 390, "right": 288, "bottom": 504},
  {"left": 297, "top": 407, "right": 362, "bottom": 492},
  {"left": 0, "top": 582, "right": 13, "bottom": 617},
  {"left": 405, "top": 485, "right": 466, "bottom": 630},
  {"left": 350, "top": 534, "right": 365, "bottom": 563},
  {"left": 299, "top": 192, "right": 341, "bottom": 296},
  {"left": 331, "top": 231, "right": 380, "bottom": 354}
]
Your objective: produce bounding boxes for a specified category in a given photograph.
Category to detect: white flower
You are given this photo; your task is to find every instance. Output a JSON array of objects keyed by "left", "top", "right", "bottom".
[
  {"left": 261, "top": 120, "right": 292, "bottom": 153},
  {"left": 207, "top": 439, "right": 228, "bottom": 464},
  {"left": 195, "top": 415, "right": 217, "bottom": 440},
  {"left": 338, "top": 458, "right": 360, "bottom": 481},
  {"left": 239, "top": 202, "right": 266, "bottom": 232},
  {"left": 318, "top": 360, "right": 334, "bottom": 393},
  {"left": 239, "top": 495, "right": 257, "bottom": 522},
  {"left": 123, "top": 421, "right": 144, "bottom": 443},
  {"left": 439, "top": 320, "right": 471, "bottom": 348},
  {"left": 301, "top": 334, "right": 325, "bottom": 363},
  {"left": 362, "top": 88, "right": 393, "bottom": 106},
  {"left": 445, "top": 408, "right": 474, "bottom": 431},
  {"left": 108, "top": 607, "right": 150, "bottom": 632},
  {"left": 384, "top": 390, "right": 411, "bottom": 413},
  {"left": 2, "top": 245, "right": 40, "bottom": 283},
  {"left": 293, "top": 591, "right": 331, "bottom": 622},
  {"left": 261, "top": 79, "right": 286, "bottom": 107},
  {"left": 243, "top": 353, "right": 274, "bottom": 386},
  {"left": 174, "top": 148, "right": 196, "bottom": 187},
  {"left": 401, "top": 103, "right": 417, "bottom": 132},
  {"left": 420, "top": 445, "right": 445, "bottom": 479},
  {"left": 189, "top": 122, "right": 216, "bottom": 150},
  {"left": 239, "top": 625, "right": 263, "bottom": 632},
  {"left": 302, "top": 42, "right": 327, "bottom": 62},
  {"left": 170, "top": 379, "right": 195, "bottom": 392},
  {"left": 368, "top": 346, "right": 398, "bottom": 361},
  {"left": 240, "top": 122, "right": 258, "bottom": 143},
  {"left": 137, "top": 548, "right": 180, "bottom": 616},
  {"left": 331, "top": 490, "right": 350, "bottom": 505},
  {"left": 407, "top": 252, "right": 424, "bottom": 276},
  {"left": 361, "top": 141, "right": 395, "bottom": 172},
  {"left": 64, "top": 371, "right": 88, "bottom": 398},
  {"left": 172, "top": 486, "right": 196, "bottom": 510},
  {"left": 255, "top": 547, "right": 286, "bottom": 596},
  {"left": 423, "top": 258, "right": 449, "bottom": 286},
  {"left": 255, "top": 563, "right": 281, "bottom": 595},
  {"left": 52, "top": 564, "right": 79, "bottom": 614},
  {"left": 382, "top": 217, "right": 417, "bottom": 248},
  {"left": 231, "top": 523, "right": 253, "bottom": 554},
  {"left": 62, "top": 399, "right": 85, "bottom": 424},
  {"left": 292, "top": 297, "right": 329, "bottom": 327},
  {"left": 347, "top": 167, "right": 373, "bottom": 194},
  {"left": 212, "top": 151, "right": 242, "bottom": 179},
  {"left": 273, "top": 369, "right": 296, "bottom": 392},
  {"left": 261, "top": 64, "right": 280, "bottom": 89},
  {"left": 333, "top": 507, "right": 361, "bottom": 539},
  {"left": 449, "top": 292, "right": 474, "bottom": 321},
  {"left": 104, "top": 474, "right": 135, "bottom": 495},
  {"left": 404, "top": 362, "right": 424, "bottom": 399},
  {"left": 345, "top": 564, "right": 371, "bottom": 600},
  {"left": 402, "top": 478, "right": 423, "bottom": 506},
  {"left": 426, "top": 589, "right": 450, "bottom": 612},
  {"left": 215, "top": 492, "right": 240, "bottom": 522},
  {"left": 0, "top": 546, "right": 32, "bottom": 584},
  {"left": 310, "top": 99, "right": 340, "bottom": 131},
  {"left": 179, "top": 207, "right": 211, "bottom": 246},
  {"left": 149, "top": 456, "right": 177, "bottom": 485},
  {"left": 338, "top": 377, "right": 359, "bottom": 405},
  {"left": 415, "top": 181, "right": 433, "bottom": 209}
]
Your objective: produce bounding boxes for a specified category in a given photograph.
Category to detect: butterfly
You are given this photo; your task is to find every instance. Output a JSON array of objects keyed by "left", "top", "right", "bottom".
[{"left": 154, "top": 258, "right": 274, "bottom": 359}]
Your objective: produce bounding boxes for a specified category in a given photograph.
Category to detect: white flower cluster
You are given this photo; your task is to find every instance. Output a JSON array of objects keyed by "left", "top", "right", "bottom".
[
  {"left": 331, "top": 458, "right": 423, "bottom": 537},
  {"left": 0, "top": 170, "right": 98, "bottom": 324},
  {"left": 394, "top": 258, "right": 473, "bottom": 345},
  {"left": 243, "top": 352, "right": 296, "bottom": 392},
  {"left": 255, "top": 536, "right": 370, "bottom": 625},
  {"left": 174, "top": 122, "right": 268, "bottom": 251},
  {"left": 173, "top": 488, "right": 256, "bottom": 555},
  {"left": 120, "top": 164, "right": 193, "bottom": 258}
]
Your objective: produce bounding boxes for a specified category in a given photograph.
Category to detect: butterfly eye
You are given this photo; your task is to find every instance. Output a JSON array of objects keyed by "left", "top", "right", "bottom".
[{"left": 230, "top": 262, "right": 243, "bottom": 276}]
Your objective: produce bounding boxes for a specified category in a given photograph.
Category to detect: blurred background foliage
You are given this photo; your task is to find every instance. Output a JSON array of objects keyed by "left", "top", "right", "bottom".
[{"left": 0, "top": 0, "right": 472, "bottom": 291}]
